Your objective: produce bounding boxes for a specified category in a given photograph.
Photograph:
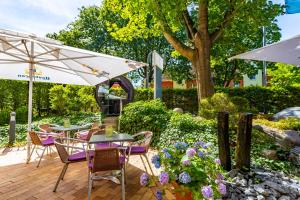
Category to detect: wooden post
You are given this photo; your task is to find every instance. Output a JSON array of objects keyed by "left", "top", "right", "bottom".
[
  {"left": 217, "top": 112, "right": 231, "bottom": 171},
  {"left": 236, "top": 113, "right": 253, "bottom": 171}
]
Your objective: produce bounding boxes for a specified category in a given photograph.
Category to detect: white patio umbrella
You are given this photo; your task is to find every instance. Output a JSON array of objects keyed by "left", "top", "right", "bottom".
[
  {"left": 230, "top": 34, "right": 300, "bottom": 66},
  {"left": 0, "top": 29, "right": 146, "bottom": 161}
]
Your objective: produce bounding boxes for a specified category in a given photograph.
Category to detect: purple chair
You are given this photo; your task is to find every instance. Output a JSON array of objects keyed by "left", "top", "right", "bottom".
[
  {"left": 126, "top": 131, "right": 154, "bottom": 176},
  {"left": 53, "top": 137, "right": 90, "bottom": 192},
  {"left": 26, "top": 131, "right": 55, "bottom": 168},
  {"left": 87, "top": 147, "right": 125, "bottom": 200}
]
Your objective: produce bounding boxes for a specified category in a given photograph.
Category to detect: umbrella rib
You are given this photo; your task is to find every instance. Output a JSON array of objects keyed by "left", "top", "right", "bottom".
[
  {"left": 38, "top": 63, "right": 81, "bottom": 76},
  {"left": 0, "top": 50, "right": 28, "bottom": 62},
  {"left": 33, "top": 48, "right": 59, "bottom": 59},
  {"left": 36, "top": 62, "right": 100, "bottom": 76},
  {"left": 0, "top": 38, "right": 28, "bottom": 57},
  {"left": 36, "top": 55, "right": 97, "bottom": 63}
]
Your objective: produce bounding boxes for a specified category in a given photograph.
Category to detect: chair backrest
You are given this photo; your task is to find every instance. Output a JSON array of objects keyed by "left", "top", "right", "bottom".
[
  {"left": 54, "top": 138, "right": 69, "bottom": 163},
  {"left": 134, "top": 131, "right": 153, "bottom": 151},
  {"left": 29, "top": 131, "right": 43, "bottom": 146},
  {"left": 91, "top": 148, "right": 121, "bottom": 173},
  {"left": 39, "top": 124, "right": 52, "bottom": 133},
  {"left": 86, "top": 128, "right": 102, "bottom": 141}
]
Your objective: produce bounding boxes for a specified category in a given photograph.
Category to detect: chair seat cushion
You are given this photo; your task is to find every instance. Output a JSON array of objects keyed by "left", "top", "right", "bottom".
[
  {"left": 95, "top": 143, "right": 120, "bottom": 149},
  {"left": 68, "top": 151, "right": 87, "bottom": 161},
  {"left": 126, "top": 146, "right": 146, "bottom": 154},
  {"left": 41, "top": 137, "right": 54, "bottom": 146}
]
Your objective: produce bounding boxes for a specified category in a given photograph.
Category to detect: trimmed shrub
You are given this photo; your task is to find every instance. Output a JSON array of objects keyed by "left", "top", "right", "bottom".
[
  {"left": 158, "top": 113, "right": 217, "bottom": 151},
  {"left": 254, "top": 117, "right": 300, "bottom": 131},
  {"left": 0, "top": 109, "right": 10, "bottom": 126},
  {"left": 119, "top": 99, "right": 171, "bottom": 145},
  {"left": 16, "top": 106, "right": 28, "bottom": 124}
]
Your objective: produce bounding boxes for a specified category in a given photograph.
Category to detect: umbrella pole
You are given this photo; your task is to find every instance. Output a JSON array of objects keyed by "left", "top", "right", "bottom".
[{"left": 26, "top": 42, "right": 34, "bottom": 163}]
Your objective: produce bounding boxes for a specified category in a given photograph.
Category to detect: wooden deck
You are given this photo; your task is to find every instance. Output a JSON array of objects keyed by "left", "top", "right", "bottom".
[{"left": 0, "top": 147, "right": 172, "bottom": 200}]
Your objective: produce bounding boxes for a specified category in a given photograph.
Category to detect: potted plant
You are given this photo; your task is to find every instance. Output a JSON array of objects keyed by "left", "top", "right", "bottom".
[{"left": 140, "top": 141, "right": 227, "bottom": 200}]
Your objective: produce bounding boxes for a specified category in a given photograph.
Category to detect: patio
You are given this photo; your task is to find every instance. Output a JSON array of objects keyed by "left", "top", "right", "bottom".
[{"left": 0, "top": 147, "right": 173, "bottom": 200}]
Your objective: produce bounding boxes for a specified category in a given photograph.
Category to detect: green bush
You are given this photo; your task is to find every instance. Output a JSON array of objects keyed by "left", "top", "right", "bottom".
[
  {"left": 16, "top": 106, "right": 28, "bottom": 124},
  {"left": 158, "top": 113, "right": 217, "bottom": 151},
  {"left": 133, "top": 86, "right": 300, "bottom": 114},
  {"left": 0, "top": 109, "right": 10, "bottom": 126},
  {"left": 254, "top": 117, "right": 300, "bottom": 131},
  {"left": 119, "top": 99, "right": 171, "bottom": 145}
]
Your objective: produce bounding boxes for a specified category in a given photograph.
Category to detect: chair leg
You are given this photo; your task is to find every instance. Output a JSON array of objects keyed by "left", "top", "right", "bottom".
[
  {"left": 37, "top": 146, "right": 47, "bottom": 168},
  {"left": 143, "top": 154, "right": 155, "bottom": 176},
  {"left": 140, "top": 155, "right": 149, "bottom": 174},
  {"left": 53, "top": 163, "right": 68, "bottom": 192},
  {"left": 26, "top": 145, "right": 36, "bottom": 164},
  {"left": 88, "top": 173, "right": 93, "bottom": 200},
  {"left": 121, "top": 167, "right": 125, "bottom": 200},
  {"left": 61, "top": 163, "right": 69, "bottom": 180}
]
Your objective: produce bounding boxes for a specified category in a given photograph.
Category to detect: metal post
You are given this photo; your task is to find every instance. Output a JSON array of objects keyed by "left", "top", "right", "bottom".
[
  {"left": 9, "top": 112, "right": 16, "bottom": 145},
  {"left": 262, "top": 26, "right": 267, "bottom": 86},
  {"left": 27, "top": 41, "right": 34, "bottom": 162},
  {"left": 154, "top": 66, "right": 162, "bottom": 99}
]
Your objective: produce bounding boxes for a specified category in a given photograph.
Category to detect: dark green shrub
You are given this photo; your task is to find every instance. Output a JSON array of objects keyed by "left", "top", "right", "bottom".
[
  {"left": 0, "top": 109, "right": 10, "bottom": 126},
  {"left": 119, "top": 99, "right": 171, "bottom": 145},
  {"left": 16, "top": 106, "right": 28, "bottom": 124},
  {"left": 158, "top": 113, "right": 217, "bottom": 151}
]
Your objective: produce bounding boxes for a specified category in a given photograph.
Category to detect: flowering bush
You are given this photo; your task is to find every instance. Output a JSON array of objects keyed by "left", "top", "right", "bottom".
[{"left": 140, "top": 141, "right": 226, "bottom": 199}]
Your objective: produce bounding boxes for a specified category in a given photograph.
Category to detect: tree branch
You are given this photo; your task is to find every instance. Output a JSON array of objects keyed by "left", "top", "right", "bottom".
[
  {"left": 182, "top": 9, "right": 197, "bottom": 40},
  {"left": 160, "top": 21, "right": 194, "bottom": 60},
  {"left": 210, "top": 0, "right": 248, "bottom": 43}
]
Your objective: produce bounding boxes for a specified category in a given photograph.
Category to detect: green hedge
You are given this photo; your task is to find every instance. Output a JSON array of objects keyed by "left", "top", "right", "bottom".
[{"left": 132, "top": 86, "right": 300, "bottom": 114}]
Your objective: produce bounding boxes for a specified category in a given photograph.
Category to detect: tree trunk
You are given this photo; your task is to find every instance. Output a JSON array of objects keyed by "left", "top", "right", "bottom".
[{"left": 192, "top": 44, "right": 214, "bottom": 102}]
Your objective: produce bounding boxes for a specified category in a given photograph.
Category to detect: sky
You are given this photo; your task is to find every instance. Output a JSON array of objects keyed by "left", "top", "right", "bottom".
[{"left": 0, "top": 0, "right": 299, "bottom": 40}]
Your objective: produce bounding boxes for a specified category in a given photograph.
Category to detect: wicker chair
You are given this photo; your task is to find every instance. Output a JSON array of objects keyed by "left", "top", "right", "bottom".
[
  {"left": 126, "top": 131, "right": 154, "bottom": 176},
  {"left": 53, "top": 138, "right": 89, "bottom": 192},
  {"left": 74, "top": 122, "right": 104, "bottom": 140},
  {"left": 87, "top": 148, "right": 125, "bottom": 200},
  {"left": 26, "top": 131, "right": 55, "bottom": 167},
  {"left": 38, "top": 124, "right": 64, "bottom": 138}
]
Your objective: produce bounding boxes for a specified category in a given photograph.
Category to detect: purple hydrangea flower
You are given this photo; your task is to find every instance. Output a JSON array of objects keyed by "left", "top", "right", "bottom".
[
  {"left": 140, "top": 173, "right": 149, "bottom": 186},
  {"left": 178, "top": 172, "right": 191, "bottom": 184},
  {"left": 215, "top": 158, "right": 221, "bottom": 165},
  {"left": 194, "top": 141, "right": 208, "bottom": 149},
  {"left": 217, "top": 173, "right": 224, "bottom": 180},
  {"left": 161, "top": 148, "right": 172, "bottom": 159},
  {"left": 186, "top": 148, "right": 197, "bottom": 158},
  {"left": 218, "top": 183, "right": 227, "bottom": 195},
  {"left": 182, "top": 159, "right": 191, "bottom": 166},
  {"left": 156, "top": 190, "right": 163, "bottom": 200},
  {"left": 151, "top": 155, "right": 161, "bottom": 169},
  {"left": 159, "top": 172, "right": 169, "bottom": 185},
  {"left": 197, "top": 151, "right": 205, "bottom": 158},
  {"left": 174, "top": 142, "right": 188, "bottom": 150},
  {"left": 201, "top": 185, "right": 213, "bottom": 199}
]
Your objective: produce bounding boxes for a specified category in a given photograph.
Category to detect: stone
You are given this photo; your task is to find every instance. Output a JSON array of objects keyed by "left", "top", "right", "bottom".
[
  {"left": 246, "top": 197, "right": 255, "bottom": 200},
  {"left": 244, "top": 188, "right": 255, "bottom": 196},
  {"left": 264, "top": 181, "right": 288, "bottom": 194},
  {"left": 283, "top": 130, "right": 300, "bottom": 147},
  {"left": 254, "top": 184, "right": 266, "bottom": 195},
  {"left": 278, "top": 196, "right": 291, "bottom": 200},
  {"left": 229, "top": 169, "right": 240, "bottom": 178},
  {"left": 262, "top": 149, "right": 278, "bottom": 160},
  {"left": 173, "top": 108, "right": 183, "bottom": 113},
  {"left": 273, "top": 107, "right": 300, "bottom": 120},
  {"left": 257, "top": 195, "right": 265, "bottom": 200}
]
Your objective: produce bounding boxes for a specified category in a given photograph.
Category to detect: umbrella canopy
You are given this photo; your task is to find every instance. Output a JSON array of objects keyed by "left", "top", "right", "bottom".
[
  {"left": 0, "top": 29, "right": 146, "bottom": 161},
  {"left": 230, "top": 34, "right": 300, "bottom": 66}
]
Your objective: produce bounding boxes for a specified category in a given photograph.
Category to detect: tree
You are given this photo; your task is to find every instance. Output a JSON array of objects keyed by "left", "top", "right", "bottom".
[
  {"left": 104, "top": 0, "right": 282, "bottom": 101},
  {"left": 268, "top": 63, "right": 300, "bottom": 87},
  {"left": 48, "top": 6, "right": 192, "bottom": 86}
]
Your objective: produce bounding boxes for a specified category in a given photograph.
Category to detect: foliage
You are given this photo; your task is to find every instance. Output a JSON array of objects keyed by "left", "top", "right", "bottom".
[
  {"left": 254, "top": 118, "right": 300, "bottom": 131},
  {"left": 0, "top": 109, "right": 10, "bottom": 126},
  {"left": 251, "top": 129, "right": 299, "bottom": 176},
  {"left": 16, "top": 106, "right": 28, "bottom": 124},
  {"left": 119, "top": 99, "right": 171, "bottom": 145},
  {"left": 158, "top": 113, "right": 217, "bottom": 150},
  {"left": 268, "top": 63, "right": 300, "bottom": 87},
  {"left": 49, "top": 85, "right": 70, "bottom": 114},
  {"left": 142, "top": 142, "right": 225, "bottom": 199},
  {"left": 104, "top": 0, "right": 282, "bottom": 99},
  {"left": 77, "top": 86, "right": 98, "bottom": 112}
]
